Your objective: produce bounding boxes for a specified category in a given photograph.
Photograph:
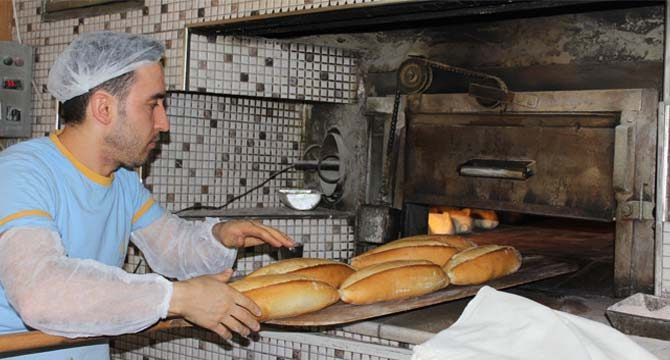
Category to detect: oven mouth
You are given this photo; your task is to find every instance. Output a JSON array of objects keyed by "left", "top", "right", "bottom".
[{"left": 420, "top": 206, "right": 615, "bottom": 296}]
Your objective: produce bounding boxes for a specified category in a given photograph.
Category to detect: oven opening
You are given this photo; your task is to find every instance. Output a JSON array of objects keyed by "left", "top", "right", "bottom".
[{"left": 411, "top": 206, "right": 615, "bottom": 297}]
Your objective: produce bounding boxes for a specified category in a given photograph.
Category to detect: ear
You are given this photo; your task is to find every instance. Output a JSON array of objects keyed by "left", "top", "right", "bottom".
[{"left": 88, "top": 90, "right": 117, "bottom": 126}]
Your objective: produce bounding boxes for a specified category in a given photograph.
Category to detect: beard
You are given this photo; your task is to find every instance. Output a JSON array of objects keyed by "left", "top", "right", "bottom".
[{"left": 104, "top": 109, "right": 155, "bottom": 169}]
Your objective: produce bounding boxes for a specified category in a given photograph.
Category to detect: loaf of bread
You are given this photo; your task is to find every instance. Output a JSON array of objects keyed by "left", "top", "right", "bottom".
[
  {"left": 230, "top": 274, "right": 340, "bottom": 321},
  {"left": 350, "top": 235, "right": 475, "bottom": 269},
  {"left": 471, "top": 209, "right": 499, "bottom": 230},
  {"left": 246, "top": 258, "right": 355, "bottom": 288},
  {"left": 339, "top": 260, "right": 449, "bottom": 304},
  {"left": 429, "top": 207, "right": 473, "bottom": 234},
  {"left": 447, "top": 208, "right": 474, "bottom": 234},
  {"left": 399, "top": 234, "right": 477, "bottom": 250},
  {"left": 428, "top": 210, "right": 455, "bottom": 235},
  {"left": 444, "top": 245, "right": 522, "bottom": 285}
]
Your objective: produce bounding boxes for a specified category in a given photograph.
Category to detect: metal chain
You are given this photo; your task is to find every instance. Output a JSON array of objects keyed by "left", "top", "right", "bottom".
[
  {"left": 412, "top": 57, "right": 508, "bottom": 92},
  {"left": 379, "top": 88, "right": 402, "bottom": 203}
]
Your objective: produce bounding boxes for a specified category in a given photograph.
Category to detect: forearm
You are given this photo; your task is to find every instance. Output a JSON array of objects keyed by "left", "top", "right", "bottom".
[
  {"left": 131, "top": 213, "right": 237, "bottom": 280},
  {"left": 0, "top": 228, "right": 172, "bottom": 338}
]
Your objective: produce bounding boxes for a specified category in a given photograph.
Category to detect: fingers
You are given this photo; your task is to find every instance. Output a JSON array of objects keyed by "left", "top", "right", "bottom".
[
  {"left": 231, "top": 305, "right": 261, "bottom": 332},
  {"left": 242, "top": 237, "right": 266, "bottom": 248},
  {"left": 210, "top": 322, "right": 233, "bottom": 340},
  {"left": 215, "top": 307, "right": 260, "bottom": 340},
  {"left": 243, "top": 221, "right": 295, "bottom": 248},
  {"left": 261, "top": 224, "right": 295, "bottom": 247},
  {"left": 212, "top": 269, "right": 234, "bottom": 282},
  {"left": 221, "top": 316, "right": 250, "bottom": 337},
  {"left": 207, "top": 290, "right": 261, "bottom": 340},
  {"left": 215, "top": 294, "right": 261, "bottom": 339},
  {"left": 218, "top": 220, "right": 295, "bottom": 248},
  {"left": 235, "top": 291, "right": 263, "bottom": 318}
]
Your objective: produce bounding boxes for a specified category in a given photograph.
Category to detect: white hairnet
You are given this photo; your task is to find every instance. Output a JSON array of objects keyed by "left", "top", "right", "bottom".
[{"left": 47, "top": 31, "right": 165, "bottom": 102}]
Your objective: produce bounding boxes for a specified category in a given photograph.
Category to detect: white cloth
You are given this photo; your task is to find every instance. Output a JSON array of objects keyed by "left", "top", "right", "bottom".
[
  {"left": 412, "top": 286, "right": 658, "bottom": 360},
  {"left": 0, "top": 213, "right": 236, "bottom": 338}
]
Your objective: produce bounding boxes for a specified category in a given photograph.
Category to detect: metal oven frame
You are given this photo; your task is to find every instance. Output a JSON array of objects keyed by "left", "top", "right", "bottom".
[{"left": 391, "top": 89, "right": 658, "bottom": 296}]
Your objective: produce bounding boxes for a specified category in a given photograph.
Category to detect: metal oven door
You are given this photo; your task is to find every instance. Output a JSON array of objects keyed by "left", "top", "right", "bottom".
[{"left": 405, "top": 111, "right": 618, "bottom": 221}]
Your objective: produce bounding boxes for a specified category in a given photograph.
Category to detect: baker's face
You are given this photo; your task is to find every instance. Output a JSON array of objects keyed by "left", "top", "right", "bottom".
[{"left": 105, "top": 63, "right": 169, "bottom": 168}]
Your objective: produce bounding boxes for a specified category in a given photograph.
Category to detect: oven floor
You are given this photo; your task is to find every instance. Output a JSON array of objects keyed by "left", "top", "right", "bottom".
[{"left": 467, "top": 217, "right": 614, "bottom": 296}]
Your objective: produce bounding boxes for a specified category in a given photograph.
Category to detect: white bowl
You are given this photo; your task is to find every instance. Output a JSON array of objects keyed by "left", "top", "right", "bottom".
[{"left": 278, "top": 189, "right": 322, "bottom": 211}]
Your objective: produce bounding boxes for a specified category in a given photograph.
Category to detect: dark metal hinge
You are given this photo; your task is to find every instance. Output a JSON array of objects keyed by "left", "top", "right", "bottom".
[{"left": 619, "top": 201, "right": 654, "bottom": 220}]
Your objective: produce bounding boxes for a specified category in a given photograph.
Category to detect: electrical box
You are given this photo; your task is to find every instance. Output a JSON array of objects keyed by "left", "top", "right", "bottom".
[{"left": 0, "top": 41, "right": 33, "bottom": 138}]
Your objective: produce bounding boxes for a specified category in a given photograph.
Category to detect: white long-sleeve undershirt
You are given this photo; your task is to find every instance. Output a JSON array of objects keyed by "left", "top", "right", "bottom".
[{"left": 0, "top": 213, "right": 237, "bottom": 337}]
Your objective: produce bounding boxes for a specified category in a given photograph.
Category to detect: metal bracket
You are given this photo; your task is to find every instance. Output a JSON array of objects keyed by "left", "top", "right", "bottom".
[{"left": 620, "top": 200, "right": 655, "bottom": 220}]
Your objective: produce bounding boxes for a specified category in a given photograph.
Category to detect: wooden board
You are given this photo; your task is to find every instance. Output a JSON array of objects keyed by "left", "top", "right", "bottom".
[
  {"left": 0, "top": 318, "right": 192, "bottom": 355},
  {"left": 266, "top": 255, "right": 577, "bottom": 326},
  {"left": 0, "top": 255, "right": 576, "bottom": 354}
]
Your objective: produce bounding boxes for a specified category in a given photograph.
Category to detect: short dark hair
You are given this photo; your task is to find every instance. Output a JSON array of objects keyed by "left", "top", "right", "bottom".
[{"left": 59, "top": 71, "right": 136, "bottom": 125}]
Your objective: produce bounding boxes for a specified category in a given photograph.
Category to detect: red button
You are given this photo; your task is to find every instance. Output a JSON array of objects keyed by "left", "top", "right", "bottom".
[{"left": 3, "top": 80, "right": 19, "bottom": 89}]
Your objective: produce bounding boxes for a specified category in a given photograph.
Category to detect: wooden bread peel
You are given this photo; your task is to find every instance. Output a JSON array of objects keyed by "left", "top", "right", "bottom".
[{"left": 0, "top": 255, "right": 576, "bottom": 354}]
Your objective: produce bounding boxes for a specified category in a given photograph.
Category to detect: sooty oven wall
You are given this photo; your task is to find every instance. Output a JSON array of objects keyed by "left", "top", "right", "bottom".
[
  {"left": 293, "top": 4, "right": 664, "bottom": 296},
  {"left": 295, "top": 4, "right": 664, "bottom": 218}
]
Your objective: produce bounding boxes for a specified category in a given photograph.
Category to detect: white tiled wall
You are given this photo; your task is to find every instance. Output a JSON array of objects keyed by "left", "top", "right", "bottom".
[
  {"left": 148, "top": 91, "right": 305, "bottom": 212},
  {"left": 661, "top": 223, "right": 670, "bottom": 296},
  {"left": 189, "top": 34, "right": 358, "bottom": 102},
  {"left": 111, "top": 328, "right": 412, "bottom": 360}
]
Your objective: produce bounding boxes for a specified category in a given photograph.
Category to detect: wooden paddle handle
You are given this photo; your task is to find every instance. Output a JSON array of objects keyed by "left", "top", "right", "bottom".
[{"left": 0, "top": 318, "right": 191, "bottom": 354}]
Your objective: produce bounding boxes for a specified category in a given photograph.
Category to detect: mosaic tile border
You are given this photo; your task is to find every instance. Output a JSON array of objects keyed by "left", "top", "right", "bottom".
[
  {"left": 111, "top": 327, "right": 412, "bottom": 360},
  {"left": 188, "top": 34, "right": 358, "bottom": 103}
]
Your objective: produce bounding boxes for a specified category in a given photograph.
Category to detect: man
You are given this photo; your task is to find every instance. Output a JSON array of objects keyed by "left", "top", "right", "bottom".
[{"left": 0, "top": 32, "right": 294, "bottom": 359}]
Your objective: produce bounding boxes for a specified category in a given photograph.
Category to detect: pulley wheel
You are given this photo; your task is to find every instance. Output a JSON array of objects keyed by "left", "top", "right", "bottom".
[{"left": 397, "top": 58, "right": 433, "bottom": 95}]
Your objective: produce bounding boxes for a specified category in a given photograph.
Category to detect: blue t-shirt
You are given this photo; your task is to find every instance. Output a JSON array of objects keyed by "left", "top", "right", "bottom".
[{"left": 0, "top": 132, "right": 165, "bottom": 335}]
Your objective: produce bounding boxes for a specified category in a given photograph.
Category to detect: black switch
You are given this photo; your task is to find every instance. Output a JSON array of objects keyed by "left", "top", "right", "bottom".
[
  {"left": 2, "top": 57, "right": 12, "bottom": 66},
  {"left": 8, "top": 108, "right": 20, "bottom": 122}
]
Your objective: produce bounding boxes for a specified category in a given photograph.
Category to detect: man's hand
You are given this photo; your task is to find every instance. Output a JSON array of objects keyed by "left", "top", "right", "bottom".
[
  {"left": 169, "top": 269, "right": 261, "bottom": 339},
  {"left": 212, "top": 220, "right": 295, "bottom": 248}
]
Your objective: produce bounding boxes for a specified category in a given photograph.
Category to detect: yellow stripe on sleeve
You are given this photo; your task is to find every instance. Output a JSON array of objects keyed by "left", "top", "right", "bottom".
[
  {"left": 132, "top": 198, "right": 155, "bottom": 224},
  {"left": 0, "top": 210, "right": 52, "bottom": 227}
]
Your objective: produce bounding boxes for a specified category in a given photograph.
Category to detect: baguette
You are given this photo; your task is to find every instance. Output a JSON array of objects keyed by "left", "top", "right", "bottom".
[
  {"left": 448, "top": 208, "right": 473, "bottom": 234},
  {"left": 350, "top": 236, "right": 472, "bottom": 269},
  {"left": 430, "top": 207, "right": 473, "bottom": 234},
  {"left": 428, "top": 211, "right": 455, "bottom": 235},
  {"left": 471, "top": 209, "right": 499, "bottom": 230},
  {"left": 396, "top": 234, "right": 477, "bottom": 250},
  {"left": 246, "top": 258, "right": 355, "bottom": 288},
  {"left": 230, "top": 274, "right": 339, "bottom": 321},
  {"left": 445, "top": 245, "right": 522, "bottom": 285},
  {"left": 339, "top": 260, "right": 449, "bottom": 304}
]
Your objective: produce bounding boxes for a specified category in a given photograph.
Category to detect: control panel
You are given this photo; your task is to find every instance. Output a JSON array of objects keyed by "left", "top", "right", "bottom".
[{"left": 0, "top": 41, "right": 33, "bottom": 137}]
